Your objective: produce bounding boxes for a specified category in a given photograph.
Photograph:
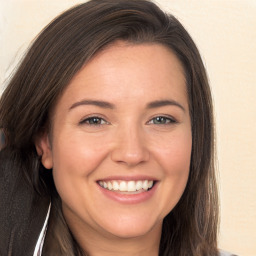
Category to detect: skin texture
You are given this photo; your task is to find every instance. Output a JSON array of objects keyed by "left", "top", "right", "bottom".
[{"left": 36, "top": 42, "right": 192, "bottom": 256}]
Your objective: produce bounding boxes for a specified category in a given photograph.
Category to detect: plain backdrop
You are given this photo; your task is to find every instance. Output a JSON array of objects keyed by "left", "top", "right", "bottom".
[{"left": 0, "top": 1, "right": 255, "bottom": 255}]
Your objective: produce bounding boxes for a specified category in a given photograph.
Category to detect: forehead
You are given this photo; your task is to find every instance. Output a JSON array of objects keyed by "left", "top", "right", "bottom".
[
  {"left": 84, "top": 41, "right": 185, "bottom": 83},
  {"left": 55, "top": 42, "right": 187, "bottom": 110}
]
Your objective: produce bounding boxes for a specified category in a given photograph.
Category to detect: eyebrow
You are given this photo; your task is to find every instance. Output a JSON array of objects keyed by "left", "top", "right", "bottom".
[
  {"left": 69, "top": 99, "right": 185, "bottom": 112},
  {"left": 146, "top": 100, "right": 185, "bottom": 112},
  {"left": 69, "top": 100, "right": 115, "bottom": 110}
]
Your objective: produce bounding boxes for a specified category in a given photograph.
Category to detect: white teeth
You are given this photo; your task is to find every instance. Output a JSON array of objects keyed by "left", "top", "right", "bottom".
[
  {"left": 135, "top": 181, "right": 143, "bottom": 191},
  {"left": 127, "top": 181, "right": 136, "bottom": 192},
  {"left": 119, "top": 181, "right": 127, "bottom": 191},
  {"left": 107, "top": 181, "right": 112, "bottom": 190},
  {"left": 148, "top": 180, "right": 153, "bottom": 188},
  {"left": 112, "top": 181, "right": 119, "bottom": 191},
  {"left": 142, "top": 180, "right": 148, "bottom": 190},
  {"left": 98, "top": 180, "right": 154, "bottom": 192}
]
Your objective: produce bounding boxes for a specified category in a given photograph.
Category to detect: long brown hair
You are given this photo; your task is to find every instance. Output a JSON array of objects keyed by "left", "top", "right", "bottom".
[{"left": 0, "top": 0, "right": 218, "bottom": 255}]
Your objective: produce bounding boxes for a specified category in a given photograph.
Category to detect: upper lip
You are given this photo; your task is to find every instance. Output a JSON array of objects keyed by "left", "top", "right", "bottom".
[{"left": 97, "top": 175, "right": 158, "bottom": 182}]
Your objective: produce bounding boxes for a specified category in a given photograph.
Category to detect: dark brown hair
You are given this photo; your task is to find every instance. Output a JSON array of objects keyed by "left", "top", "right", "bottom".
[{"left": 0, "top": 0, "right": 219, "bottom": 255}]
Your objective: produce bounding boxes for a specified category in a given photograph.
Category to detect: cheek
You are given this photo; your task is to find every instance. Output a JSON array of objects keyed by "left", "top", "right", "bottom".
[
  {"left": 153, "top": 131, "right": 192, "bottom": 216},
  {"left": 153, "top": 129, "right": 192, "bottom": 175},
  {"left": 51, "top": 131, "right": 110, "bottom": 188}
]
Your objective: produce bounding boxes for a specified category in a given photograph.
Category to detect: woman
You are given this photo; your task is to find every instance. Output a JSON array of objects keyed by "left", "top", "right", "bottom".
[{"left": 0, "top": 0, "right": 234, "bottom": 255}]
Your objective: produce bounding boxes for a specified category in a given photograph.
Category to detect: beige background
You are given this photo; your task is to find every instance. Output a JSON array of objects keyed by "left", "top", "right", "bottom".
[{"left": 0, "top": 1, "right": 255, "bottom": 255}]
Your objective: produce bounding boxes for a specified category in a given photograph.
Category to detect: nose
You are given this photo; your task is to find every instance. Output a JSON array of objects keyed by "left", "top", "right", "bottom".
[{"left": 111, "top": 125, "right": 150, "bottom": 167}]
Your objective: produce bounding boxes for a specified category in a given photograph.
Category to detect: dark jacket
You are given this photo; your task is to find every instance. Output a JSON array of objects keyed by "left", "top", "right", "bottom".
[{"left": 0, "top": 148, "right": 49, "bottom": 256}]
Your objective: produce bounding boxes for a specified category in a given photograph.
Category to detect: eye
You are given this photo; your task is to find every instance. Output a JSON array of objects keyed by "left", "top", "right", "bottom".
[
  {"left": 148, "top": 116, "right": 176, "bottom": 125},
  {"left": 79, "top": 116, "right": 108, "bottom": 126}
]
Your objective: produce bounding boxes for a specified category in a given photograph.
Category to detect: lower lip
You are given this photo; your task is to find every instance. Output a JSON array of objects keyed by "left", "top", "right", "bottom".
[{"left": 97, "top": 182, "right": 158, "bottom": 204}]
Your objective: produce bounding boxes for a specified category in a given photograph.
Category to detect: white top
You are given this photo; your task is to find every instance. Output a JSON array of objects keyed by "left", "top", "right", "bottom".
[
  {"left": 33, "top": 203, "right": 51, "bottom": 256},
  {"left": 220, "top": 250, "right": 237, "bottom": 256}
]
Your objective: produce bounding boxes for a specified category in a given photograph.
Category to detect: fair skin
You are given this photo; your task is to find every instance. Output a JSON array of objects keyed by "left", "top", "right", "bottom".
[{"left": 36, "top": 42, "right": 192, "bottom": 256}]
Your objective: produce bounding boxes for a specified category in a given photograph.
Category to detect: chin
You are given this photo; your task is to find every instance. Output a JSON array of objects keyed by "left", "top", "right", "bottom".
[{"left": 99, "top": 215, "right": 162, "bottom": 239}]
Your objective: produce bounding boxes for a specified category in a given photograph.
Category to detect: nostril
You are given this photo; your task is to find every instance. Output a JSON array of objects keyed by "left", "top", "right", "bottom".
[{"left": 111, "top": 145, "right": 150, "bottom": 166}]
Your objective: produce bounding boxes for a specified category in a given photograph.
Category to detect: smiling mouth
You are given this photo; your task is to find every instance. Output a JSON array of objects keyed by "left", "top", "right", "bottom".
[{"left": 97, "top": 180, "right": 155, "bottom": 193}]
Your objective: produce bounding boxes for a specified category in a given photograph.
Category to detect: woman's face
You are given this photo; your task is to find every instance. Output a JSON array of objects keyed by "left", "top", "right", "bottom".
[{"left": 38, "top": 42, "right": 192, "bottom": 242}]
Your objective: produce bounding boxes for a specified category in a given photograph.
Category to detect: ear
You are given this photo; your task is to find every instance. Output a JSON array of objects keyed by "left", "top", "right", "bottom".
[{"left": 35, "top": 132, "right": 53, "bottom": 169}]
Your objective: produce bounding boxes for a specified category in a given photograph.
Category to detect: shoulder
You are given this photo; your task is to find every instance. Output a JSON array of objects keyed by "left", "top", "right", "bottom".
[
  {"left": 0, "top": 148, "right": 50, "bottom": 255},
  {"left": 219, "top": 250, "right": 238, "bottom": 256}
]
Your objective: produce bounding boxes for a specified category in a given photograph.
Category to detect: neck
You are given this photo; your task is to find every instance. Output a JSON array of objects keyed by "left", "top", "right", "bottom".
[
  {"left": 70, "top": 219, "right": 162, "bottom": 256},
  {"left": 83, "top": 236, "right": 160, "bottom": 256}
]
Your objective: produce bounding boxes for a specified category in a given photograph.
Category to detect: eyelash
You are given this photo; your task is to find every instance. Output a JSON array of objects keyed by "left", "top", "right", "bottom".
[
  {"left": 79, "top": 115, "right": 176, "bottom": 126},
  {"left": 79, "top": 116, "right": 109, "bottom": 126},
  {"left": 147, "top": 116, "right": 177, "bottom": 125}
]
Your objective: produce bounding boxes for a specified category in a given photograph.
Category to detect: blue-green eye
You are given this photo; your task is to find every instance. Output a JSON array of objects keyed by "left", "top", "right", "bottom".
[
  {"left": 80, "top": 117, "right": 108, "bottom": 125},
  {"left": 149, "top": 116, "right": 176, "bottom": 125}
]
